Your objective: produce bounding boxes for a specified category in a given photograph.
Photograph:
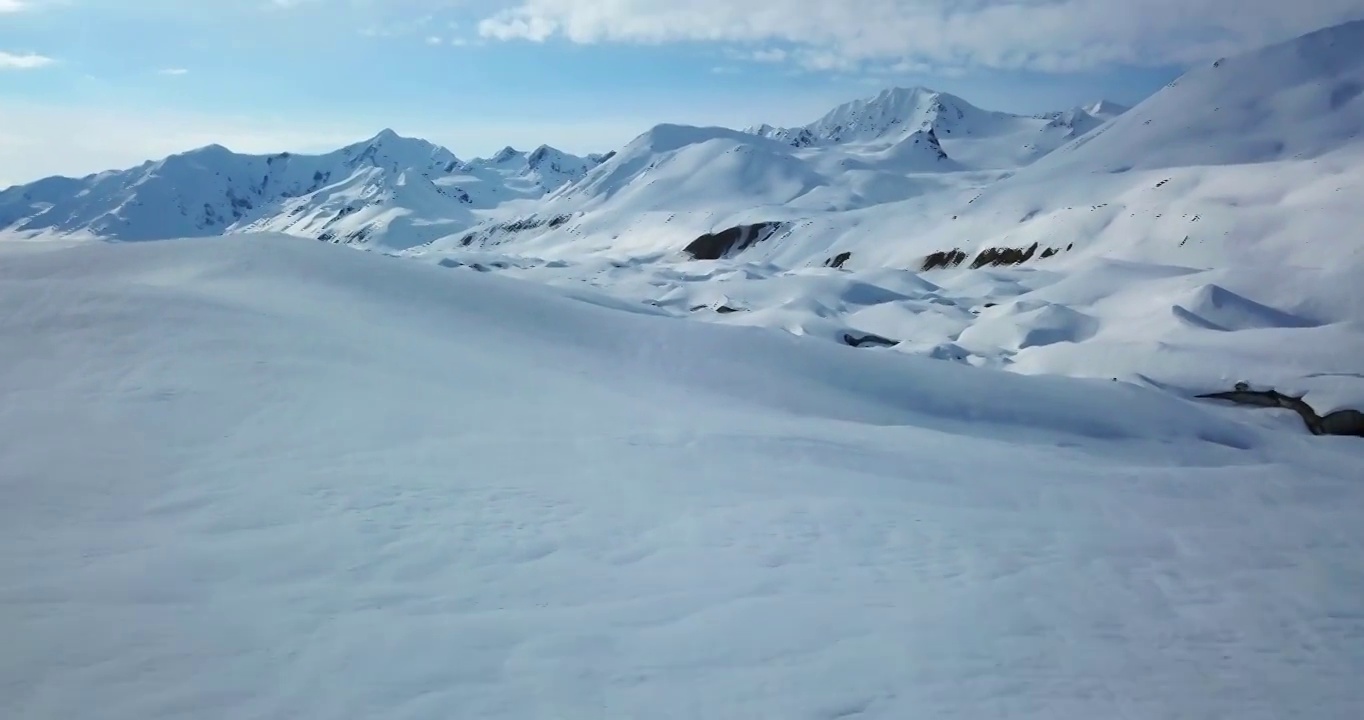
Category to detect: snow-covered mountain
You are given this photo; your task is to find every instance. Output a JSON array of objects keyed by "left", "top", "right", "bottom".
[
  {"left": 0, "top": 130, "right": 604, "bottom": 249},
  {"left": 403, "top": 19, "right": 1364, "bottom": 431},
  {"left": 0, "top": 84, "right": 1129, "bottom": 254},
  {"left": 438, "top": 20, "right": 1362, "bottom": 277},
  {"left": 7, "top": 22, "right": 1364, "bottom": 720},
  {"left": 0, "top": 84, "right": 1126, "bottom": 253},
  {"left": 1081, "top": 99, "right": 1130, "bottom": 118},
  {"left": 825, "top": 17, "right": 1364, "bottom": 274},
  {"left": 746, "top": 86, "right": 1127, "bottom": 168},
  {"left": 745, "top": 87, "right": 989, "bottom": 146},
  {"left": 429, "top": 88, "right": 1125, "bottom": 256}
]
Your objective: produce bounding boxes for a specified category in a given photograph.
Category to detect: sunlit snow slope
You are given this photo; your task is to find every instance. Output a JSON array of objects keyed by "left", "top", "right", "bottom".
[
  {"left": 0, "top": 131, "right": 604, "bottom": 250},
  {"left": 451, "top": 21, "right": 1363, "bottom": 273},
  {"left": 3, "top": 234, "right": 1363, "bottom": 720},
  {"left": 409, "top": 20, "right": 1364, "bottom": 419}
]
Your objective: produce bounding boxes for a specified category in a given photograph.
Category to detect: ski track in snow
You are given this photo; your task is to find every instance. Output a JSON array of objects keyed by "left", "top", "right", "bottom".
[{"left": 2, "top": 235, "right": 1363, "bottom": 720}]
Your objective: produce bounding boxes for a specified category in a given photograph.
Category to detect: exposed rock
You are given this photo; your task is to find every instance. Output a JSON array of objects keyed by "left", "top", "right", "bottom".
[
  {"left": 683, "top": 222, "right": 784, "bottom": 260},
  {"left": 971, "top": 242, "right": 1040, "bottom": 268},
  {"left": 921, "top": 248, "right": 967, "bottom": 271},
  {"left": 825, "top": 251, "right": 852, "bottom": 269},
  {"left": 842, "top": 332, "right": 899, "bottom": 348},
  {"left": 1196, "top": 383, "right": 1364, "bottom": 437}
]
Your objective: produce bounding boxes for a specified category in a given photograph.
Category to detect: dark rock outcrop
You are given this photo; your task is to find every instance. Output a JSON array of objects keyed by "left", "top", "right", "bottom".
[
  {"left": 971, "top": 242, "right": 1040, "bottom": 268},
  {"left": 1196, "top": 383, "right": 1364, "bottom": 437},
  {"left": 683, "top": 222, "right": 783, "bottom": 260},
  {"left": 921, "top": 248, "right": 967, "bottom": 271},
  {"left": 689, "top": 304, "right": 744, "bottom": 314},
  {"left": 842, "top": 332, "right": 898, "bottom": 348},
  {"left": 923, "top": 243, "right": 1070, "bottom": 272},
  {"left": 825, "top": 251, "right": 852, "bottom": 269}
]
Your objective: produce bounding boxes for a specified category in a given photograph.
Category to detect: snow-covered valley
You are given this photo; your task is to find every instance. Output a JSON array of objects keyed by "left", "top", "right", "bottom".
[{"left": 3, "top": 17, "right": 1364, "bottom": 720}]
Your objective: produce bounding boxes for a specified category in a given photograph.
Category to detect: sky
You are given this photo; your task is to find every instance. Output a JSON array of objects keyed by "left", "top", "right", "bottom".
[{"left": 2, "top": 0, "right": 1363, "bottom": 187}]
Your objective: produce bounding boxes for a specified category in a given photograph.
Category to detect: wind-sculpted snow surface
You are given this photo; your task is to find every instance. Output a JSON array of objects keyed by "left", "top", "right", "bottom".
[{"left": 3, "top": 234, "right": 1363, "bottom": 720}]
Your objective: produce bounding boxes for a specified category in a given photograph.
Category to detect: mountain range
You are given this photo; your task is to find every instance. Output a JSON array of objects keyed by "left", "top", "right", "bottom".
[
  {"left": 3, "top": 19, "right": 1362, "bottom": 283},
  {"left": 0, "top": 129, "right": 610, "bottom": 249},
  {"left": 7, "top": 21, "right": 1364, "bottom": 719},
  {"left": 437, "top": 19, "right": 1363, "bottom": 276},
  {"left": 1, "top": 87, "right": 1123, "bottom": 252}
]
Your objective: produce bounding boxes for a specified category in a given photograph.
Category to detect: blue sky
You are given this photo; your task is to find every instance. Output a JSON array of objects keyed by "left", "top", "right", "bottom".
[{"left": 2, "top": 0, "right": 1361, "bottom": 186}]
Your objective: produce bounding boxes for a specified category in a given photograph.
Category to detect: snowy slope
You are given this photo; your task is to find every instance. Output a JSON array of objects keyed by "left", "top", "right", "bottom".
[
  {"left": 0, "top": 86, "right": 1120, "bottom": 254},
  {"left": 835, "top": 18, "right": 1364, "bottom": 273},
  {"left": 747, "top": 86, "right": 1125, "bottom": 168},
  {"left": 0, "top": 131, "right": 603, "bottom": 250},
  {"left": 4, "top": 233, "right": 1363, "bottom": 720},
  {"left": 452, "top": 20, "right": 1364, "bottom": 274},
  {"left": 438, "top": 121, "right": 973, "bottom": 256},
  {"left": 437, "top": 86, "right": 1127, "bottom": 257},
  {"left": 406, "top": 20, "right": 1364, "bottom": 428}
]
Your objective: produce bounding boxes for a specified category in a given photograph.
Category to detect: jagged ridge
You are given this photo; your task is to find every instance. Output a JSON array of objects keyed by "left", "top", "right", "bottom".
[{"left": 0, "top": 130, "right": 606, "bottom": 249}]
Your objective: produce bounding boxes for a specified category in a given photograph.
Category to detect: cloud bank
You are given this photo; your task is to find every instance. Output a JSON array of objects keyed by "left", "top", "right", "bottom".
[
  {"left": 0, "top": 51, "right": 54, "bottom": 69},
  {"left": 477, "top": 0, "right": 1364, "bottom": 72}
]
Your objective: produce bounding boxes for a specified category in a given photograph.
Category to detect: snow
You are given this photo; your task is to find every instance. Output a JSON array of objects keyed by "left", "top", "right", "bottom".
[
  {"left": 5, "top": 19, "right": 1364, "bottom": 719},
  {"left": 0, "top": 131, "right": 604, "bottom": 250},
  {"left": 746, "top": 86, "right": 1118, "bottom": 168},
  {"left": 396, "top": 21, "right": 1364, "bottom": 420},
  {"left": 3, "top": 233, "right": 1363, "bottom": 720}
]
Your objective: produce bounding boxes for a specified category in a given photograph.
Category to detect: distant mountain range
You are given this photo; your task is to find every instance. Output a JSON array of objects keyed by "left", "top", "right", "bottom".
[
  {"left": 0, "top": 87, "right": 1124, "bottom": 250},
  {"left": 0, "top": 129, "right": 609, "bottom": 249},
  {"left": 7, "top": 16, "right": 1364, "bottom": 283},
  {"left": 431, "top": 20, "right": 1364, "bottom": 276}
]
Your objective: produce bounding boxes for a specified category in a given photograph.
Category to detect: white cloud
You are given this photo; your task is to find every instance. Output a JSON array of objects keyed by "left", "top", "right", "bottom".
[
  {"left": 0, "top": 51, "right": 54, "bottom": 69},
  {"left": 0, "top": 0, "right": 27, "bottom": 12},
  {"left": 476, "top": 0, "right": 1364, "bottom": 72},
  {"left": 157, "top": 68, "right": 189, "bottom": 76}
]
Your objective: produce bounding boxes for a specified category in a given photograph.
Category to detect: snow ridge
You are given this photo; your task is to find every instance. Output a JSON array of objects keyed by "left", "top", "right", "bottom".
[{"left": 0, "top": 131, "right": 604, "bottom": 250}]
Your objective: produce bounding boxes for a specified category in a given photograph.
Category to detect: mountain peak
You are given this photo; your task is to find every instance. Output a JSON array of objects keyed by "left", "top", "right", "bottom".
[
  {"left": 181, "top": 143, "right": 234, "bottom": 157},
  {"left": 1083, "top": 100, "right": 1129, "bottom": 118},
  {"left": 156, "top": 143, "right": 237, "bottom": 169},
  {"left": 529, "top": 145, "right": 588, "bottom": 171},
  {"left": 368, "top": 128, "right": 403, "bottom": 143},
  {"left": 492, "top": 146, "right": 522, "bottom": 163},
  {"left": 352, "top": 128, "right": 444, "bottom": 152},
  {"left": 872, "top": 85, "right": 942, "bottom": 101},
  {"left": 749, "top": 85, "right": 983, "bottom": 147}
]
